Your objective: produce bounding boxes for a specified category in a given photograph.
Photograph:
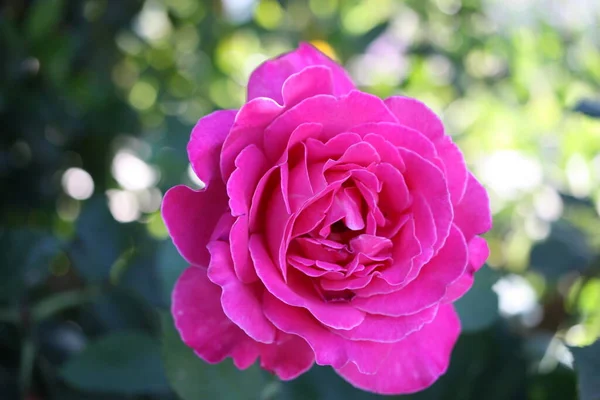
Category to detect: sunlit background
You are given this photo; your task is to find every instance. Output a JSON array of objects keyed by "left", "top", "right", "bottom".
[{"left": 1, "top": 0, "right": 599, "bottom": 399}]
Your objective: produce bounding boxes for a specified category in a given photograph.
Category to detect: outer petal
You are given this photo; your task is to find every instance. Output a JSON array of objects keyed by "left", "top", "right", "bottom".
[
  {"left": 442, "top": 236, "right": 490, "bottom": 302},
  {"left": 188, "top": 110, "right": 237, "bottom": 186},
  {"left": 335, "top": 304, "right": 460, "bottom": 395},
  {"left": 259, "top": 333, "right": 315, "bottom": 380},
  {"left": 162, "top": 184, "right": 228, "bottom": 267},
  {"left": 172, "top": 266, "right": 259, "bottom": 367},
  {"left": 207, "top": 241, "right": 276, "bottom": 344},
  {"left": 263, "top": 292, "right": 391, "bottom": 374},
  {"left": 384, "top": 96, "right": 444, "bottom": 142},
  {"left": 454, "top": 173, "right": 492, "bottom": 241},
  {"left": 282, "top": 65, "right": 335, "bottom": 108},
  {"left": 248, "top": 42, "right": 355, "bottom": 104}
]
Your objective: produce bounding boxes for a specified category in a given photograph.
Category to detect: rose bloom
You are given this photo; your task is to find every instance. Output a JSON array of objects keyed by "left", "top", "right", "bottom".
[{"left": 162, "top": 43, "right": 491, "bottom": 395}]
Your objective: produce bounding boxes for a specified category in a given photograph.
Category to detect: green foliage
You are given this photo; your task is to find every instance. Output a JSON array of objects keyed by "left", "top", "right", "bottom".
[
  {"left": 570, "top": 340, "right": 600, "bottom": 400},
  {"left": 61, "top": 331, "right": 170, "bottom": 394}
]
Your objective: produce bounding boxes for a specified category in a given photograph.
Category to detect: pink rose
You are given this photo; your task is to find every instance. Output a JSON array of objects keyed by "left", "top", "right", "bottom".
[{"left": 162, "top": 43, "right": 491, "bottom": 395}]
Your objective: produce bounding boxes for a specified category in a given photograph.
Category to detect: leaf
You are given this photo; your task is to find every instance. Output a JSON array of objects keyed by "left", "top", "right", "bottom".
[
  {"left": 570, "top": 340, "right": 600, "bottom": 400},
  {"left": 157, "top": 239, "right": 188, "bottom": 305},
  {"left": 25, "top": 0, "right": 66, "bottom": 43},
  {"left": 160, "top": 313, "right": 269, "bottom": 400},
  {"left": 454, "top": 265, "right": 500, "bottom": 332},
  {"left": 574, "top": 99, "right": 600, "bottom": 119},
  {"left": 69, "top": 196, "right": 132, "bottom": 281},
  {"left": 61, "top": 331, "right": 169, "bottom": 394},
  {"left": 530, "top": 221, "right": 593, "bottom": 280},
  {"left": 0, "top": 228, "right": 61, "bottom": 302}
]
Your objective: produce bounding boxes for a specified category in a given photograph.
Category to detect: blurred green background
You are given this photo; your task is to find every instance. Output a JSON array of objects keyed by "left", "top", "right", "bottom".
[{"left": 1, "top": 0, "right": 600, "bottom": 399}]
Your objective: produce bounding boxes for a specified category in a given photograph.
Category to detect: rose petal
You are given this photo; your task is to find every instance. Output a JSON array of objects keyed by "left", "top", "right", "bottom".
[
  {"left": 352, "top": 224, "right": 468, "bottom": 316},
  {"left": 259, "top": 333, "right": 315, "bottom": 380},
  {"left": 248, "top": 42, "right": 355, "bottom": 104},
  {"left": 333, "top": 304, "right": 439, "bottom": 342},
  {"left": 230, "top": 215, "right": 257, "bottom": 283},
  {"left": 172, "top": 266, "right": 258, "bottom": 367},
  {"left": 335, "top": 304, "right": 460, "bottom": 395},
  {"left": 442, "top": 236, "right": 490, "bottom": 302},
  {"left": 228, "top": 144, "right": 269, "bottom": 216},
  {"left": 188, "top": 110, "right": 237, "bottom": 186},
  {"left": 207, "top": 241, "right": 276, "bottom": 344},
  {"left": 436, "top": 136, "right": 469, "bottom": 204},
  {"left": 220, "top": 97, "right": 283, "bottom": 181},
  {"left": 162, "top": 184, "right": 228, "bottom": 267},
  {"left": 453, "top": 173, "right": 492, "bottom": 241},
  {"left": 263, "top": 292, "right": 391, "bottom": 374},
  {"left": 282, "top": 65, "right": 335, "bottom": 107},
  {"left": 384, "top": 96, "right": 445, "bottom": 142},
  {"left": 250, "top": 234, "right": 366, "bottom": 330},
  {"left": 264, "top": 91, "right": 396, "bottom": 162}
]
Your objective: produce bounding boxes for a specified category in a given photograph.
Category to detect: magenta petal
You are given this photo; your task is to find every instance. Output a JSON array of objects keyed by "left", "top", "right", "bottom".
[
  {"left": 188, "top": 110, "right": 237, "bottom": 186},
  {"left": 250, "top": 235, "right": 366, "bottom": 330},
  {"left": 384, "top": 96, "right": 445, "bottom": 142},
  {"left": 220, "top": 97, "right": 283, "bottom": 181},
  {"left": 162, "top": 184, "right": 228, "bottom": 267},
  {"left": 352, "top": 225, "right": 468, "bottom": 316},
  {"left": 436, "top": 137, "right": 468, "bottom": 204},
  {"left": 248, "top": 42, "right": 355, "bottom": 104},
  {"left": 442, "top": 236, "right": 490, "bottom": 302},
  {"left": 333, "top": 304, "right": 438, "bottom": 342},
  {"left": 230, "top": 215, "right": 257, "bottom": 283},
  {"left": 207, "top": 241, "right": 276, "bottom": 344},
  {"left": 172, "top": 266, "right": 258, "bottom": 366},
  {"left": 282, "top": 65, "right": 334, "bottom": 107},
  {"left": 335, "top": 304, "right": 460, "bottom": 395},
  {"left": 454, "top": 173, "right": 492, "bottom": 241},
  {"left": 265, "top": 91, "right": 396, "bottom": 162},
  {"left": 263, "top": 292, "right": 391, "bottom": 374},
  {"left": 228, "top": 144, "right": 268, "bottom": 216},
  {"left": 259, "top": 334, "right": 315, "bottom": 380}
]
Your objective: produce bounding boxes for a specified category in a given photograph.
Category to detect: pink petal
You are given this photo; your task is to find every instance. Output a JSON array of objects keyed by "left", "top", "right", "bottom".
[
  {"left": 351, "top": 224, "right": 468, "bottom": 316},
  {"left": 384, "top": 96, "right": 445, "bottom": 142},
  {"left": 162, "top": 184, "right": 228, "bottom": 267},
  {"left": 206, "top": 241, "right": 276, "bottom": 344},
  {"left": 454, "top": 173, "right": 492, "bottom": 241},
  {"left": 250, "top": 234, "right": 366, "bottom": 330},
  {"left": 333, "top": 304, "right": 439, "bottom": 342},
  {"left": 282, "top": 66, "right": 334, "bottom": 107},
  {"left": 442, "top": 236, "right": 490, "bottom": 302},
  {"left": 188, "top": 110, "right": 237, "bottom": 186},
  {"left": 248, "top": 42, "right": 355, "bottom": 105},
  {"left": 264, "top": 91, "right": 396, "bottom": 163},
  {"left": 259, "top": 333, "right": 315, "bottom": 380},
  {"left": 227, "top": 144, "right": 268, "bottom": 216},
  {"left": 220, "top": 97, "right": 283, "bottom": 181},
  {"left": 263, "top": 292, "right": 391, "bottom": 374},
  {"left": 401, "top": 149, "right": 453, "bottom": 252},
  {"left": 335, "top": 304, "right": 460, "bottom": 395},
  {"left": 230, "top": 215, "right": 257, "bottom": 283},
  {"left": 172, "top": 266, "right": 258, "bottom": 367},
  {"left": 436, "top": 136, "right": 468, "bottom": 204}
]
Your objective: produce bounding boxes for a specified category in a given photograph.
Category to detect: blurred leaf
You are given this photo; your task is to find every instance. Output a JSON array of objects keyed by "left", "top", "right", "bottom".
[
  {"left": 86, "top": 288, "right": 157, "bottom": 332},
  {"left": 454, "top": 265, "right": 500, "bottom": 332},
  {"left": 69, "top": 196, "right": 131, "bottom": 281},
  {"left": 25, "top": 0, "right": 65, "bottom": 43},
  {"left": 161, "top": 313, "right": 269, "bottom": 400},
  {"left": 570, "top": 340, "right": 600, "bottom": 400},
  {"left": 157, "top": 239, "right": 188, "bottom": 305},
  {"left": 574, "top": 99, "right": 600, "bottom": 119},
  {"left": 61, "top": 331, "right": 169, "bottom": 394},
  {"left": 529, "top": 366, "right": 577, "bottom": 400},
  {"left": 530, "top": 221, "right": 593, "bottom": 280},
  {"left": 0, "top": 228, "right": 60, "bottom": 302}
]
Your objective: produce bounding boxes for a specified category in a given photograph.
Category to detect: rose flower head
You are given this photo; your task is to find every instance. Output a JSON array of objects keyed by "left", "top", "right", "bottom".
[{"left": 162, "top": 43, "right": 492, "bottom": 395}]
